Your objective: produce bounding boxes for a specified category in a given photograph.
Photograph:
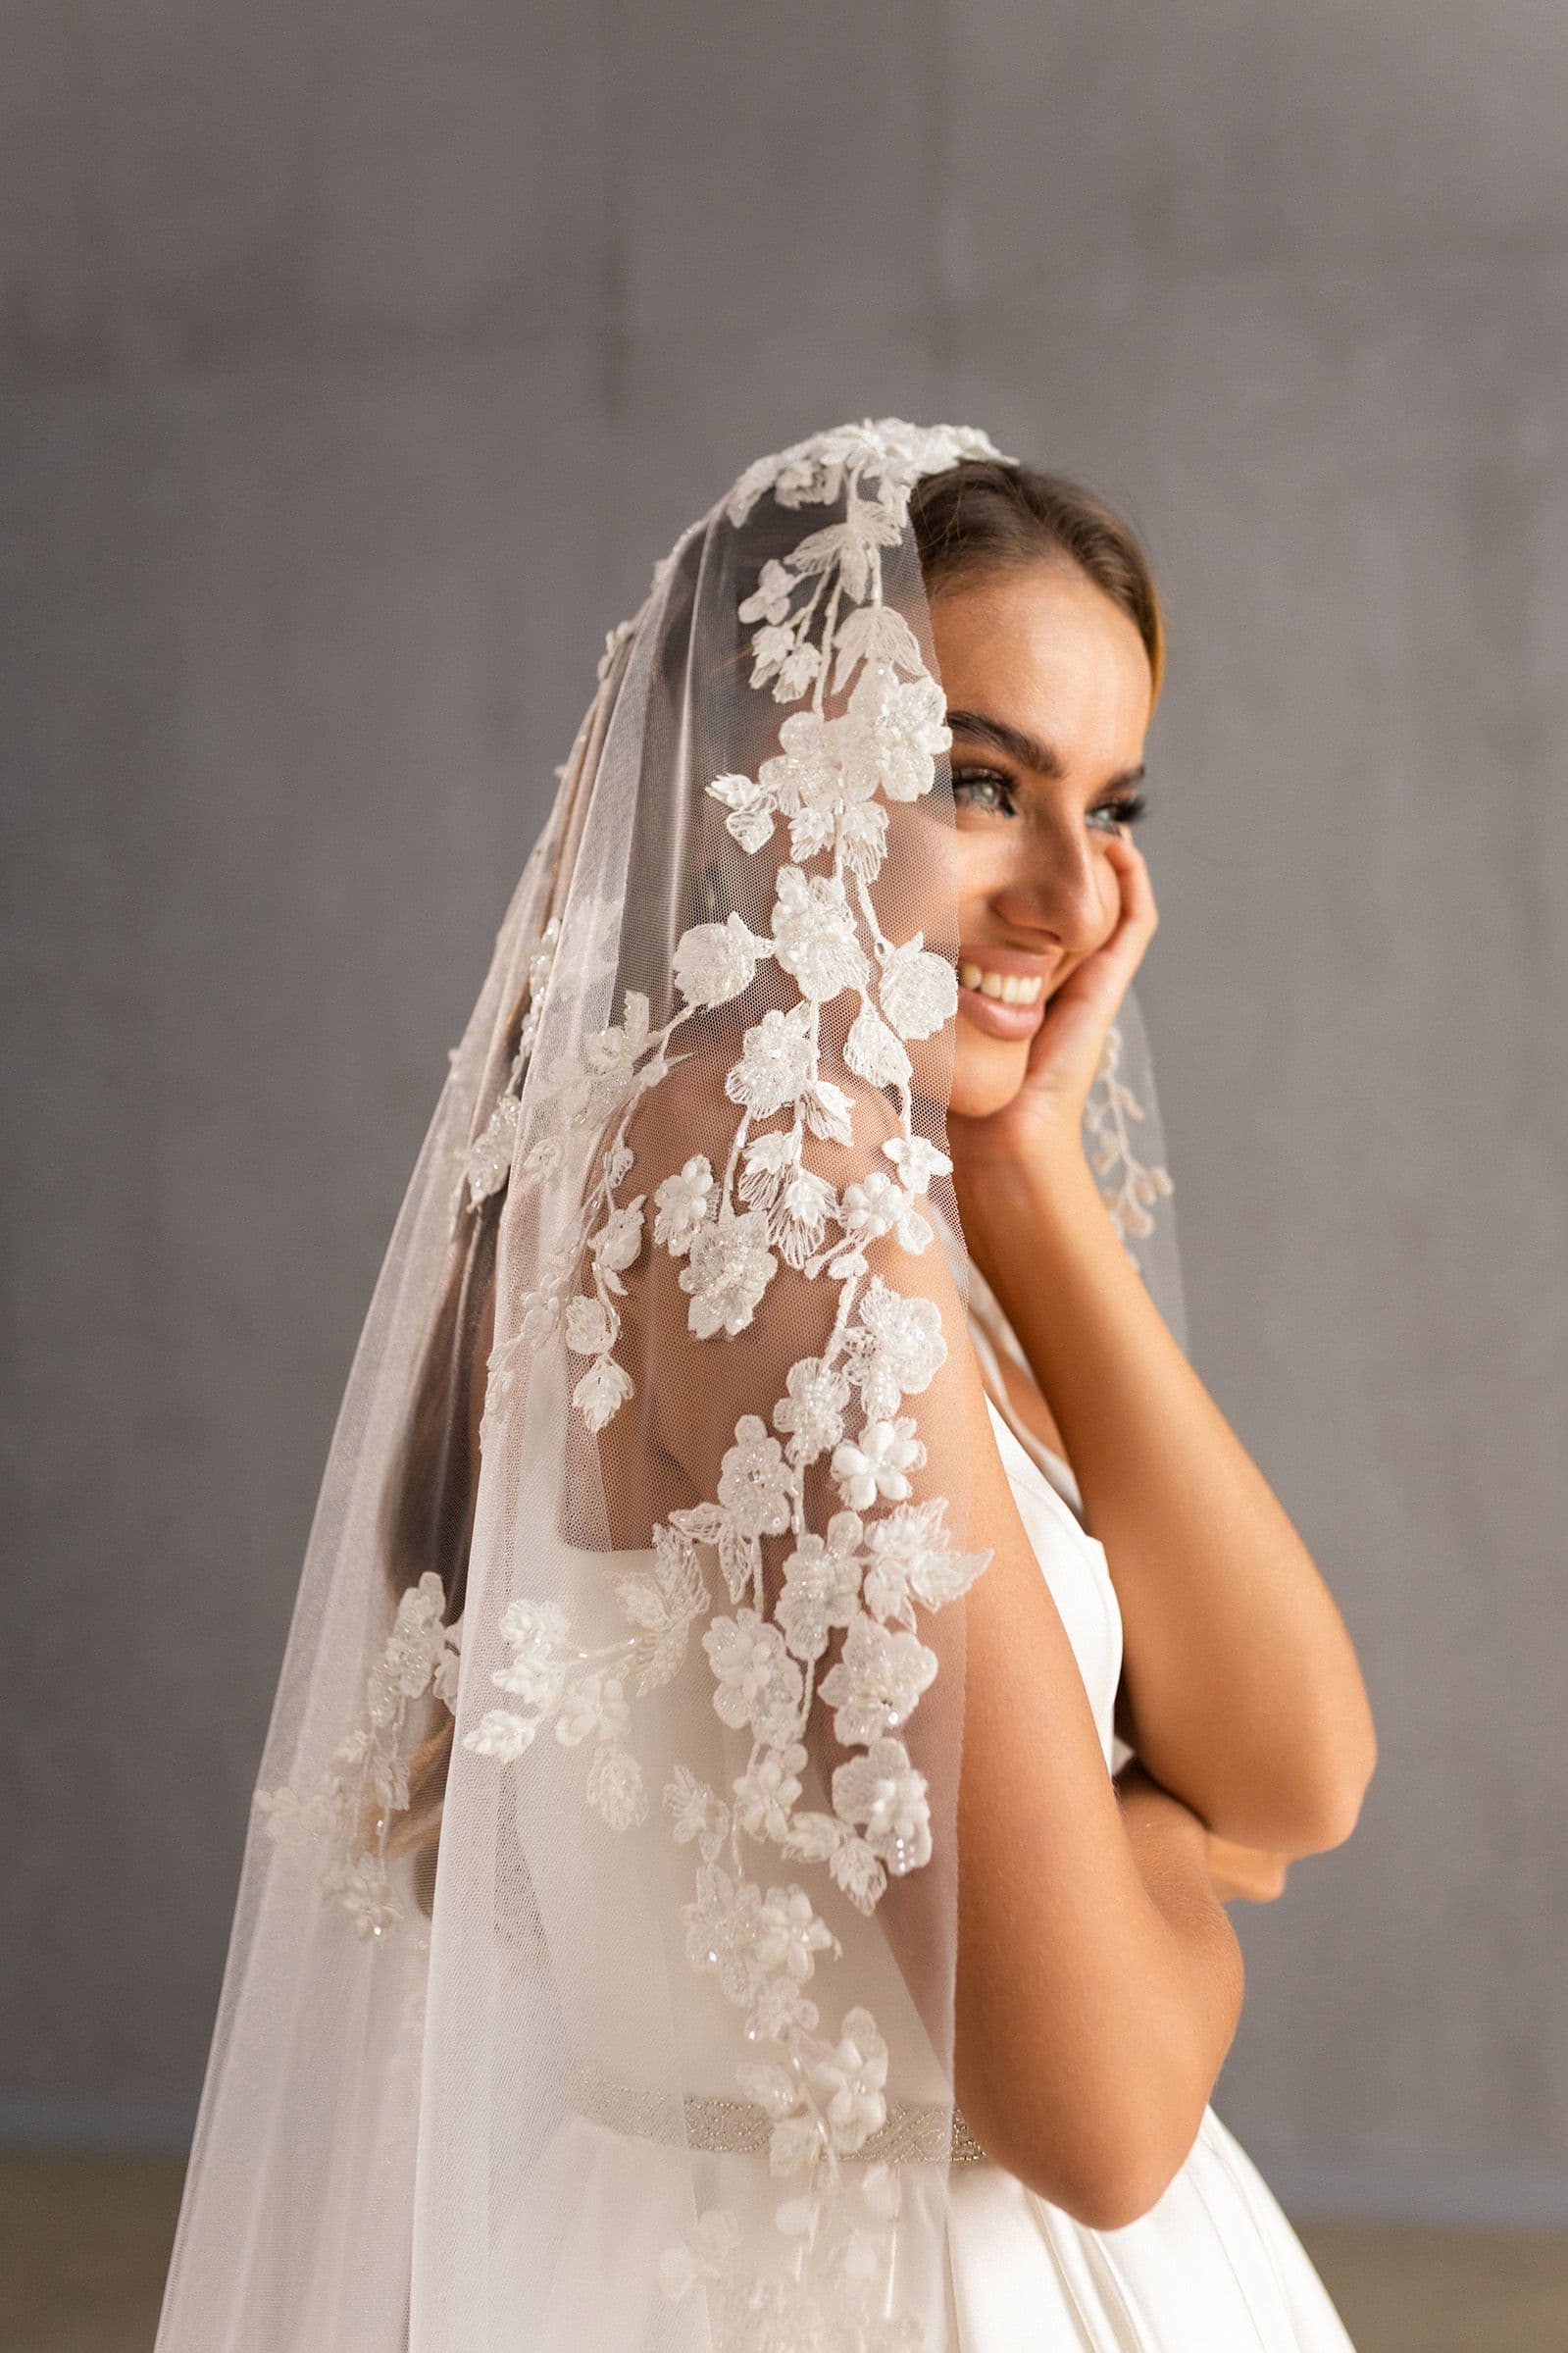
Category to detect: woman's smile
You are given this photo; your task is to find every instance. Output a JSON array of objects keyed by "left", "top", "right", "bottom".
[
  {"left": 953, "top": 944, "right": 1060, "bottom": 1040},
  {"left": 930, "top": 561, "right": 1155, "bottom": 1118}
]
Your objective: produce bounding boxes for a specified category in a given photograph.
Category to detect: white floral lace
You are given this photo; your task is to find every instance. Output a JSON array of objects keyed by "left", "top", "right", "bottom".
[
  {"left": 1083, "top": 1021, "right": 1174, "bottom": 1264},
  {"left": 255, "top": 1571, "right": 461, "bottom": 1940},
  {"left": 462, "top": 421, "right": 999, "bottom": 2347},
  {"left": 256, "top": 417, "right": 1176, "bottom": 2351}
]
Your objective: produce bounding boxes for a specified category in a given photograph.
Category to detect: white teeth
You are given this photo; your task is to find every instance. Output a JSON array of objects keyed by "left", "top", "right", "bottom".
[{"left": 956, "top": 959, "right": 1044, "bottom": 1007}]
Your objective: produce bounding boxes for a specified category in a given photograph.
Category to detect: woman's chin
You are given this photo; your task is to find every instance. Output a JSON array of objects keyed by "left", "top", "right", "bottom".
[{"left": 947, "top": 1029, "right": 1031, "bottom": 1122}]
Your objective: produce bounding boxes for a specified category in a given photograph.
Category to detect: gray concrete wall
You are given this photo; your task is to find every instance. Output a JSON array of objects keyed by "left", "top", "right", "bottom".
[{"left": 3, "top": 1, "right": 1565, "bottom": 2225}]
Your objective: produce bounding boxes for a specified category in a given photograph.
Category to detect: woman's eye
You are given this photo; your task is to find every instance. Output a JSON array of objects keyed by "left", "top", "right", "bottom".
[
  {"left": 951, "top": 767, "right": 1017, "bottom": 816},
  {"left": 1087, "top": 793, "right": 1148, "bottom": 834}
]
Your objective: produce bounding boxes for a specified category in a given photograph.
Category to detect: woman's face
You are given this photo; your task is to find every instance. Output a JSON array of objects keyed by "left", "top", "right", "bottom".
[{"left": 929, "top": 561, "right": 1155, "bottom": 1121}]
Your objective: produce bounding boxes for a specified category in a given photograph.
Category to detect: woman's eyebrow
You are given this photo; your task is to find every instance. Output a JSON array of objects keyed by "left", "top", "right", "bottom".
[
  {"left": 946, "top": 706, "right": 1064, "bottom": 777},
  {"left": 946, "top": 706, "right": 1146, "bottom": 793}
]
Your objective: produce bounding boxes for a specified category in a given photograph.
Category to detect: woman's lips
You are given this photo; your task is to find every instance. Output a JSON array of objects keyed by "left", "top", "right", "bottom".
[{"left": 953, "top": 949, "right": 1057, "bottom": 1042}]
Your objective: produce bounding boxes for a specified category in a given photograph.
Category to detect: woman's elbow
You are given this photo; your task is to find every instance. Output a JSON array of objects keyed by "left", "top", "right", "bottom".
[
  {"left": 964, "top": 2070, "right": 1208, "bottom": 2231},
  {"left": 1222, "top": 1718, "right": 1378, "bottom": 1860},
  {"left": 977, "top": 2114, "right": 1196, "bottom": 2232},
  {"left": 1290, "top": 1728, "right": 1378, "bottom": 1857},
  {"left": 1069, "top": 2109, "right": 1215, "bottom": 2228}
]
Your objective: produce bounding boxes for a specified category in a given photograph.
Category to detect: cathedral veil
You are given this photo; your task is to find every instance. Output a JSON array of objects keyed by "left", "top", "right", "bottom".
[{"left": 152, "top": 419, "right": 1179, "bottom": 2352}]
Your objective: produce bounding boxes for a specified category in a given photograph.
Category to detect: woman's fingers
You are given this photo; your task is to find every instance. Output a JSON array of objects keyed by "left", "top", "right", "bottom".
[
  {"left": 1205, "top": 1833, "right": 1290, "bottom": 1905},
  {"left": 998, "top": 836, "right": 1161, "bottom": 1126},
  {"left": 1100, "top": 831, "right": 1159, "bottom": 963},
  {"left": 1037, "top": 841, "right": 1154, "bottom": 1040}
]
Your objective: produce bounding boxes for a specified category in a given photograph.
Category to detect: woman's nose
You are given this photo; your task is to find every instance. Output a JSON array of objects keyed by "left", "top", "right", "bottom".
[{"left": 991, "top": 824, "right": 1111, "bottom": 955}]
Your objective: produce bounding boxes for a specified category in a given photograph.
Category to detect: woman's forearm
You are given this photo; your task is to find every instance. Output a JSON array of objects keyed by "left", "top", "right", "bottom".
[{"left": 957, "top": 1148, "right": 1377, "bottom": 1855}]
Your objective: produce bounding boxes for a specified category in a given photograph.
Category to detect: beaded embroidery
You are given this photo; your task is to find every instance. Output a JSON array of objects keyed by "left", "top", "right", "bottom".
[
  {"left": 464, "top": 422, "right": 1000, "bottom": 2343},
  {"left": 259, "top": 420, "right": 1176, "bottom": 2352}
]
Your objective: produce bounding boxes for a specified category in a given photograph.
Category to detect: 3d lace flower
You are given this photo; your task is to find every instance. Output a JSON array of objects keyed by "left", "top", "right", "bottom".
[
  {"left": 458, "top": 421, "right": 1009, "bottom": 2346},
  {"left": 253, "top": 1570, "right": 462, "bottom": 1940},
  {"left": 260, "top": 415, "right": 1177, "bottom": 2352}
]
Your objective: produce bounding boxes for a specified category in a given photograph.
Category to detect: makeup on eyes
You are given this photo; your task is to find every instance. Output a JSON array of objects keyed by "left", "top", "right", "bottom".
[{"left": 950, "top": 764, "right": 1148, "bottom": 830}]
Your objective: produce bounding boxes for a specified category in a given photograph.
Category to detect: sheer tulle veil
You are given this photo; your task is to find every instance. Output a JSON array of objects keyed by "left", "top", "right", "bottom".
[{"left": 153, "top": 419, "right": 1179, "bottom": 2352}]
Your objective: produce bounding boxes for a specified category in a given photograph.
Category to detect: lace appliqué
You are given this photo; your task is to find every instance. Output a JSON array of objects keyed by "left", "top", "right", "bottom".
[
  {"left": 455, "top": 915, "right": 562, "bottom": 1226},
  {"left": 254, "top": 1571, "right": 461, "bottom": 1940},
  {"left": 1083, "top": 1022, "right": 1174, "bottom": 1267},
  {"left": 464, "top": 421, "right": 1001, "bottom": 2346}
]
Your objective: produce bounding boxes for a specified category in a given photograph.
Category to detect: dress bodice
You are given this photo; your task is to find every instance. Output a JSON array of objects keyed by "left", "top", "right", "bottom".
[
  {"left": 966, "top": 1259, "right": 1136, "bottom": 1779},
  {"left": 984, "top": 1397, "right": 1126, "bottom": 1777}
]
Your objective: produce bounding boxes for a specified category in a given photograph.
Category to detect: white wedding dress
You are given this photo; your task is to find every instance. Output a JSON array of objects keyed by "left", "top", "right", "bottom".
[
  {"left": 943, "top": 1282, "right": 1359, "bottom": 2351},
  {"left": 490, "top": 1280, "right": 1360, "bottom": 2351}
]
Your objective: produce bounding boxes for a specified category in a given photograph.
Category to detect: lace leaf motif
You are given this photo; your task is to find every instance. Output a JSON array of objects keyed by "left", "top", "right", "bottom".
[
  {"left": 463, "top": 420, "right": 1003, "bottom": 2346},
  {"left": 254, "top": 1571, "right": 462, "bottom": 1941},
  {"left": 249, "top": 416, "right": 1175, "bottom": 2348},
  {"left": 1082, "top": 1022, "right": 1175, "bottom": 1265}
]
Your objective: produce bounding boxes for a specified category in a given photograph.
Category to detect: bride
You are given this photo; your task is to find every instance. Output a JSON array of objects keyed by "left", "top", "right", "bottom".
[{"left": 154, "top": 420, "right": 1377, "bottom": 2351}]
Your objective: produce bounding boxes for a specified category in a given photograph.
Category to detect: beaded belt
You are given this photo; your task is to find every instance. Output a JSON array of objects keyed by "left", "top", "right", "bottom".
[{"left": 570, "top": 2059, "right": 991, "bottom": 2165}]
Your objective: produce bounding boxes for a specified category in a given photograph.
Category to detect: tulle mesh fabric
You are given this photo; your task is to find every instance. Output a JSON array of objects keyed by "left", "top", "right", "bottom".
[{"left": 153, "top": 421, "right": 1179, "bottom": 2353}]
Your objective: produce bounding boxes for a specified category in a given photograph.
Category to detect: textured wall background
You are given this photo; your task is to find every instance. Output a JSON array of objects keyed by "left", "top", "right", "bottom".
[{"left": 3, "top": 1, "right": 1565, "bottom": 2226}]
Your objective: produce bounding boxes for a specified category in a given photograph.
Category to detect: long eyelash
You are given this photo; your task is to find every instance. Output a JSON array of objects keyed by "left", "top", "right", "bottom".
[
  {"left": 953, "top": 767, "right": 1147, "bottom": 829},
  {"left": 1094, "top": 793, "right": 1148, "bottom": 829},
  {"left": 951, "top": 766, "right": 1018, "bottom": 815}
]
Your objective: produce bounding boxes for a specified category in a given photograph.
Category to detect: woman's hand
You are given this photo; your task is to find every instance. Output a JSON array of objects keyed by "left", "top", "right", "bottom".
[
  {"left": 1202, "top": 1829, "right": 1290, "bottom": 1907},
  {"left": 1118, "top": 1763, "right": 1290, "bottom": 1906},
  {"left": 948, "top": 830, "right": 1158, "bottom": 1183}
]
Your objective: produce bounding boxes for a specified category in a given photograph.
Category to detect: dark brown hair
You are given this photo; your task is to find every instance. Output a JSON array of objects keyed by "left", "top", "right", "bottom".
[{"left": 909, "top": 458, "right": 1165, "bottom": 704}]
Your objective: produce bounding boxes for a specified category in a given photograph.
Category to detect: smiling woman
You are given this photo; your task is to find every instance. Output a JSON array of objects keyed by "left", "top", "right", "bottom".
[
  {"left": 911, "top": 463, "right": 1162, "bottom": 1108},
  {"left": 908, "top": 462, "right": 1374, "bottom": 1852},
  {"left": 896, "top": 457, "right": 1377, "bottom": 2336},
  {"left": 153, "top": 421, "right": 1373, "bottom": 2353}
]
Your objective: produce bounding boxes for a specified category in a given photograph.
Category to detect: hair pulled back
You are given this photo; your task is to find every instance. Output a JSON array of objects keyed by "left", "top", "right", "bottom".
[{"left": 910, "top": 458, "right": 1164, "bottom": 704}]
